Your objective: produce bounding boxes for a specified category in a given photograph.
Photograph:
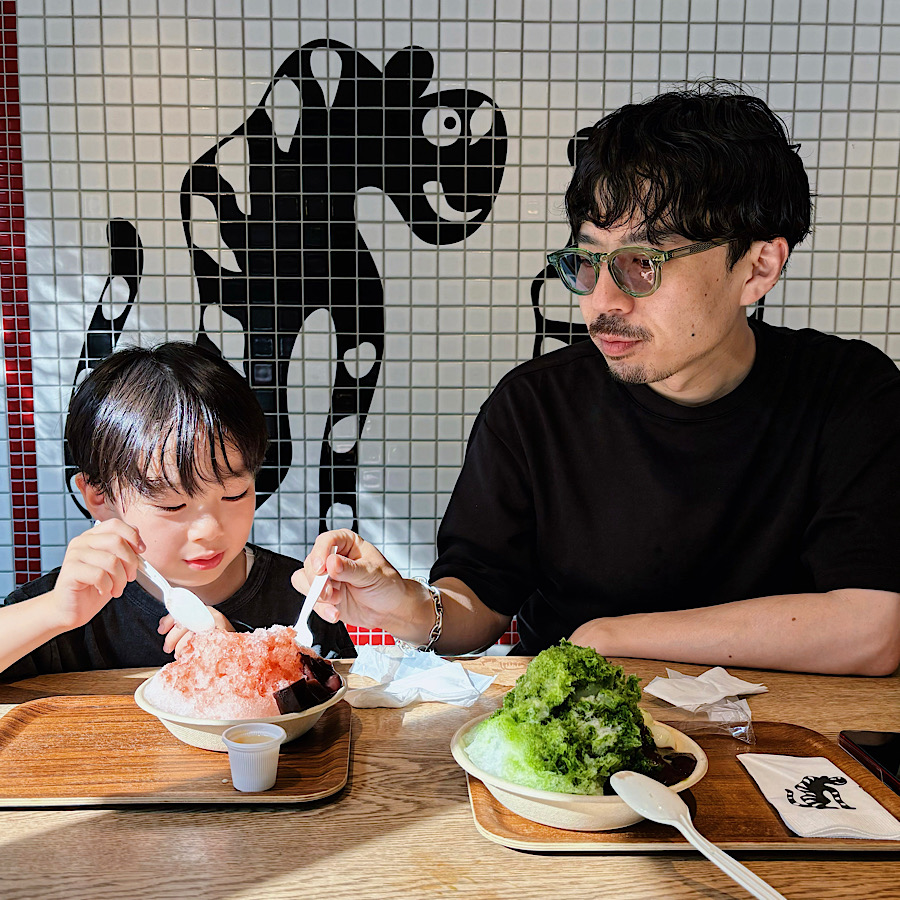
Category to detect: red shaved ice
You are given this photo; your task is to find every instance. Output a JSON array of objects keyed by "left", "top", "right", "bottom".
[{"left": 144, "top": 625, "right": 312, "bottom": 719}]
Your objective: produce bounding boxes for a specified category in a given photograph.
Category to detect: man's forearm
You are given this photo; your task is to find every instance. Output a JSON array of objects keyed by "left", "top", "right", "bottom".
[
  {"left": 568, "top": 588, "right": 900, "bottom": 676},
  {"left": 372, "top": 575, "right": 509, "bottom": 654},
  {"left": 430, "top": 577, "right": 511, "bottom": 654}
]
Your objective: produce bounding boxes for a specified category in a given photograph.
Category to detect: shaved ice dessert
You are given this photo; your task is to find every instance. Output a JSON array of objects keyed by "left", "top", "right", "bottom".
[
  {"left": 143, "top": 625, "right": 341, "bottom": 719},
  {"left": 464, "top": 641, "right": 676, "bottom": 795}
]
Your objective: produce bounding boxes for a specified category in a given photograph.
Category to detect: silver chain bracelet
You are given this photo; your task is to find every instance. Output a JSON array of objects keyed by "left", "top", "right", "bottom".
[{"left": 393, "top": 576, "right": 443, "bottom": 653}]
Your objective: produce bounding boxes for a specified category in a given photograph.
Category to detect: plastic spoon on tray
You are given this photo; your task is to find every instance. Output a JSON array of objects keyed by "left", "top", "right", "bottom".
[
  {"left": 610, "top": 771, "right": 787, "bottom": 900},
  {"left": 293, "top": 546, "right": 337, "bottom": 647},
  {"left": 137, "top": 557, "right": 216, "bottom": 633}
]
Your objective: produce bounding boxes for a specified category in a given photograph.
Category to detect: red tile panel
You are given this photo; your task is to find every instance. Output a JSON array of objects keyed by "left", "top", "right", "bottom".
[{"left": 0, "top": 9, "right": 40, "bottom": 584}]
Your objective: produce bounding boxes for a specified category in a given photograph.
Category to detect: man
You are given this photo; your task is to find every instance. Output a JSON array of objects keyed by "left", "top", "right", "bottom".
[{"left": 293, "top": 82, "right": 900, "bottom": 676}]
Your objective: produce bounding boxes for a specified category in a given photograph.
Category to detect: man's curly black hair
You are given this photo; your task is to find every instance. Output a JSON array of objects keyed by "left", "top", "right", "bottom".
[{"left": 565, "top": 80, "right": 813, "bottom": 269}]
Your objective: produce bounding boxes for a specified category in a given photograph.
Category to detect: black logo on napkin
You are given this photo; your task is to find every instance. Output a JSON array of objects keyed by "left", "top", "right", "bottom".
[{"left": 785, "top": 775, "right": 855, "bottom": 809}]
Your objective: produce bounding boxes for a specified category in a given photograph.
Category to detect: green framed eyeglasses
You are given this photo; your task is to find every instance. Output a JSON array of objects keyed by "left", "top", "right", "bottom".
[{"left": 547, "top": 238, "right": 733, "bottom": 299}]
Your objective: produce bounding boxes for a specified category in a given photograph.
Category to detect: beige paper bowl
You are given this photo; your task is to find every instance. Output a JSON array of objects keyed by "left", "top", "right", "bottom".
[
  {"left": 134, "top": 676, "right": 346, "bottom": 752},
  {"left": 450, "top": 711, "right": 708, "bottom": 831}
]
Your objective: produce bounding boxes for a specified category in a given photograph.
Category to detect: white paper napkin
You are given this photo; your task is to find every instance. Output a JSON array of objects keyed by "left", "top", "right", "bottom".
[
  {"left": 346, "top": 645, "right": 495, "bottom": 708},
  {"left": 644, "top": 666, "right": 768, "bottom": 711},
  {"left": 738, "top": 753, "right": 900, "bottom": 840}
]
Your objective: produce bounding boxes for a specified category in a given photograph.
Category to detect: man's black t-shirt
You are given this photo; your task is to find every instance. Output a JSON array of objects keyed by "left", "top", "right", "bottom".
[
  {"left": 1, "top": 544, "right": 356, "bottom": 679},
  {"left": 431, "top": 320, "right": 900, "bottom": 653}
]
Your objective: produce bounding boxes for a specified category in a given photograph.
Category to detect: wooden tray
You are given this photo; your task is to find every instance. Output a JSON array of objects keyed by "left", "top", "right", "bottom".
[
  {"left": 468, "top": 722, "right": 900, "bottom": 852},
  {"left": 0, "top": 695, "right": 351, "bottom": 806}
]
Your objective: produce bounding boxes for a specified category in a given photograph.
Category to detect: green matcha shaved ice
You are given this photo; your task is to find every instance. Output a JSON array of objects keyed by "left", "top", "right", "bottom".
[{"left": 464, "top": 640, "right": 661, "bottom": 794}]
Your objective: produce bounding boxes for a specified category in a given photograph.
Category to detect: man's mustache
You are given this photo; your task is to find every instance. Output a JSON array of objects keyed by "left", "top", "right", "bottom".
[{"left": 588, "top": 314, "right": 652, "bottom": 342}]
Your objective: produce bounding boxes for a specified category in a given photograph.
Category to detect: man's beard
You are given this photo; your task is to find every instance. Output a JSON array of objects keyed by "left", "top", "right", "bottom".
[
  {"left": 588, "top": 314, "right": 668, "bottom": 384},
  {"left": 606, "top": 363, "right": 652, "bottom": 384}
]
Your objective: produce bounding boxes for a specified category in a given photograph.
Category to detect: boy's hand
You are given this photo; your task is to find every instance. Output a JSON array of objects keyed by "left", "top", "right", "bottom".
[
  {"left": 48, "top": 519, "right": 145, "bottom": 631},
  {"left": 158, "top": 608, "right": 236, "bottom": 658}
]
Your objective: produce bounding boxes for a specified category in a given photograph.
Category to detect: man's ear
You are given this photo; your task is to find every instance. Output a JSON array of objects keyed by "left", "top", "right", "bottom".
[
  {"left": 739, "top": 237, "right": 790, "bottom": 308},
  {"left": 73, "top": 473, "right": 118, "bottom": 521}
]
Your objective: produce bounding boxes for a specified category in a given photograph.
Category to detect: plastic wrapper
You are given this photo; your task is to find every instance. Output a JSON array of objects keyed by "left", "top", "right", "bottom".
[
  {"left": 643, "top": 695, "right": 756, "bottom": 743},
  {"left": 641, "top": 667, "right": 768, "bottom": 744}
]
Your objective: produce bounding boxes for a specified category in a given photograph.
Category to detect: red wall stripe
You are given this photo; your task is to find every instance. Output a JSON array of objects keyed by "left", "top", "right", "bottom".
[
  {"left": 0, "top": 2, "right": 41, "bottom": 584},
  {"left": 347, "top": 615, "right": 518, "bottom": 647}
]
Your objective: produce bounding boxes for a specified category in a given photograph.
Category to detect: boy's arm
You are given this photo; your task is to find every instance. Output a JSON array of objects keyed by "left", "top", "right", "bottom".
[
  {"left": 0, "top": 519, "right": 144, "bottom": 676},
  {"left": 0, "top": 592, "right": 72, "bottom": 674}
]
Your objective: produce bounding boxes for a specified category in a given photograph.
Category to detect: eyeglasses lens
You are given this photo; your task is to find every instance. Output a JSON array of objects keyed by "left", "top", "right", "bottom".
[
  {"left": 557, "top": 250, "right": 657, "bottom": 296},
  {"left": 557, "top": 252, "right": 597, "bottom": 293},
  {"left": 610, "top": 251, "right": 656, "bottom": 295}
]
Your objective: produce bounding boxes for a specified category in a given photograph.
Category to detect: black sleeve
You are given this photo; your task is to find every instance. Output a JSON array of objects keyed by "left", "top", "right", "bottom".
[
  {"left": 802, "top": 342, "right": 900, "bottom": 593},
  {"left": 430, "top": 404, "right": 537, "bottom": 617}
]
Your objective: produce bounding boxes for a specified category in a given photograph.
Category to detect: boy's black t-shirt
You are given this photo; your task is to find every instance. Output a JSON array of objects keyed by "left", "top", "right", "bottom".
[
  {"left": 1, "top": 543, "right": 355, "bottom": 679},
  {"left": 431, "top": 320, "right": 900, "bottom": 654}
]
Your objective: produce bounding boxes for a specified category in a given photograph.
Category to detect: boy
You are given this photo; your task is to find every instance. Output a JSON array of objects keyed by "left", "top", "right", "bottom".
[{"left": 1, "top": 342, "right": 354, "bottom": 678}]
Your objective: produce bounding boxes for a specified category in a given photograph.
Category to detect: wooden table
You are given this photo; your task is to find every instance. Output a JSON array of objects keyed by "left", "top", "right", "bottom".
[{"left": 0, "top": 658, "right": 898, "bottom": 900}]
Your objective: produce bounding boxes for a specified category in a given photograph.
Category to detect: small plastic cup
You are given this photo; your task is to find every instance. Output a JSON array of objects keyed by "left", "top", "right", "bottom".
[{"left": 221, "top": 723, "right": 287, "bottom": 792}]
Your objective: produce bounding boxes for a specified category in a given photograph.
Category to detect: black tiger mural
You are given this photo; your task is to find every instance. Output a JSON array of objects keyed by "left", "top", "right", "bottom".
[{"left": 66, "top": 41, "right": 507, "bottom": 531}]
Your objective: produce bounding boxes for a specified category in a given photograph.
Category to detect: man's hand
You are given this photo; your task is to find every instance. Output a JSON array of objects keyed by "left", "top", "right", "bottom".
[
  {"left": 158, "top": 608, "right": 237, "bottom": 658},
  {"left": 292, "top": 529, "right": 512, "bottom": 653},
  {"left": 47, "top": 519, "right": 145, "bottom": 631},
  {"left": 292, "top": 529, "right": 421, "bottom": 635}
]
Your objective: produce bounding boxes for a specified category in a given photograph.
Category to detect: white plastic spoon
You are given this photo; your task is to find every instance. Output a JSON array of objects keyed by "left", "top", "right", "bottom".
[
  {"left": 293, "top": 547, "right": 337, "bottom": 647},
  {"left": 137, "top": 557, "right": 216, "bottom": 633},
  {"left": 610, "top": 771, "right": 787, "bottom": 900}
]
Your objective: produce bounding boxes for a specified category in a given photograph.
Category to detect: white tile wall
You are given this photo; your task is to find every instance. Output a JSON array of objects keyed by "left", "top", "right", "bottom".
[{"left": 5, "top": 2, "right": 900, "bottom": 630}]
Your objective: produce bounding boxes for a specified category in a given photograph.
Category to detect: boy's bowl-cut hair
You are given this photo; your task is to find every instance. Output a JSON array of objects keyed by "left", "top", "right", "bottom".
[
  {"left": 66, "top": 342, "right": 269, "bottom": 501},
  {"left": 565, "top": 80, "right": 813, "bottom": 268}
]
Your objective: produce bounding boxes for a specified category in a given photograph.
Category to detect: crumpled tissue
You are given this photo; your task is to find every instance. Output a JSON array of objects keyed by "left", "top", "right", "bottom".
[
  {"left": 346, "top": 645, "right": 495, "bottom": 708},
  {"left": 643, "top": 666, "right": 768, "bottom": 743},
  {"left": 645, "top": 666, "right": 768, "bottom": 710}
]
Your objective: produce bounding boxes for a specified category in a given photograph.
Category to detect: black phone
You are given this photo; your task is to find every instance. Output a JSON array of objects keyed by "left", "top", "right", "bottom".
[{"left": 839, "top": 730, "right": 900, "bottom": 796}]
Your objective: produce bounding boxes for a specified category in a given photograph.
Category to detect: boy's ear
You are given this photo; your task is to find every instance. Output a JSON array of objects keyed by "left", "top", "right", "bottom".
[{"left": 73, "top": 473, "right": 119, "bottom": 520}]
